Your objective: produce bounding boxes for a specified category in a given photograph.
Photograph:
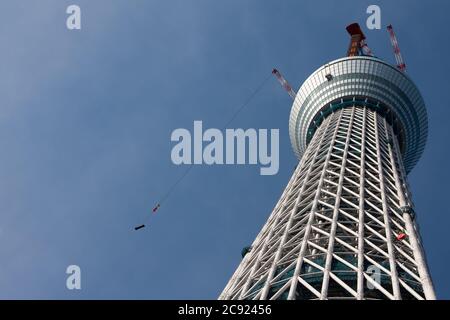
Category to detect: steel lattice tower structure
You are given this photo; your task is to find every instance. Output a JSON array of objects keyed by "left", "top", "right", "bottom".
[{"left": 219, "top": 35, "right": 435, "bottom": 299}]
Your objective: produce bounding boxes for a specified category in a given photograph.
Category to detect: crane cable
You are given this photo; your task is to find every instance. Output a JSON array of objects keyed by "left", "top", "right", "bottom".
[{"left": 134, "top": 73, "right": 273, "bottom": 230}]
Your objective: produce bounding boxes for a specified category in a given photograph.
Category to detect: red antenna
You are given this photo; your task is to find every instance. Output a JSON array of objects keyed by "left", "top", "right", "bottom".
[
  {"left": 387, "top": 24, "right": 406, "bottom": 72},
  {"left": 346, "top": 23, "right": 365, "bottom": 56},
  {"left": 345, "top": 23, "right": 374, "bottom": 57},
  {"left": 272, "top": 68, "right": 296, "bottom": 100}
]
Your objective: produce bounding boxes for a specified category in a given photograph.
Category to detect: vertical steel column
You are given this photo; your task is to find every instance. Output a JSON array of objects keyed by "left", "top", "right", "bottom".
[
  {"left": 386, "top": 120, "right": 436, "bottom": 300},
  {"left": 373, "top": 114, "right": 401, "bottom": 299},
  {"left": 357, "top": 107, "right": 367, "bottom": 299}
]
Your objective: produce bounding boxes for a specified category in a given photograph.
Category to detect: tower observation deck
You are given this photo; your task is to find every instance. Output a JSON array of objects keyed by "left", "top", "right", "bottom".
[{"left": 219, "top": 31, "right": 435, "bottom": 300}]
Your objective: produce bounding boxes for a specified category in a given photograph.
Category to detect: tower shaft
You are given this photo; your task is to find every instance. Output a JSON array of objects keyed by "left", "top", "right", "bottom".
[{"left": 220, "top": 105, "right": 435, "bottom": 300}]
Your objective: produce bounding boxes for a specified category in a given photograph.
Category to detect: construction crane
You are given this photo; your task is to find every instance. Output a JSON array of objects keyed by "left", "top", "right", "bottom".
[
  {"left": 360, "top": 39, "right": 374, "bottom": 56},
  {"left": 272, "top": 68, "right": 296, "bottom": 100},
  {"left": 345, "top": 23, "right": 374, "bottom": 57},
  {"left": 387, "top": 24, "right": 406, "bottom": 72}
]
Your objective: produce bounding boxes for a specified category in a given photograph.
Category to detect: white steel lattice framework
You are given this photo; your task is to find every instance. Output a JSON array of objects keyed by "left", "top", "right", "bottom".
[{"left": 219, "top": 56, "right": 436, "bottom": 300}]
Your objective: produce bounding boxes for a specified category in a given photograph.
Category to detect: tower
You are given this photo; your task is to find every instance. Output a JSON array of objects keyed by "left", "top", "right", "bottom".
[{"left": 219, "top": 24, "right": 435, "bottom": 300}]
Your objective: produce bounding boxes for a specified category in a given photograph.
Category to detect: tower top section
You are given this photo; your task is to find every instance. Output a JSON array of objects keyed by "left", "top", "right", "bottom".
[{"left": 289, "top": 56, "right": 428, "bottom": 174}]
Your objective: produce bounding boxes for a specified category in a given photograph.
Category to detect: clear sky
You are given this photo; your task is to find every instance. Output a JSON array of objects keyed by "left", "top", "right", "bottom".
[{"left": 0, "top": 0, "right": 449, "bottom": 299}]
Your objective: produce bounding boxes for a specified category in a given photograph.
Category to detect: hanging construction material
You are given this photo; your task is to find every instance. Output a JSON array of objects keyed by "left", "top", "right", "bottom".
[
  {"left": 133, "top": 73, "right": 272, "bottom": 231},
  {"left": 272, "top": 68, "right": 296, "bottom": 100},
  {"left": 396, "top": 231, "right": 407, "bottom": 241},
  {"left": 387, "top": 24, "right": 406, "bottom": 72}
]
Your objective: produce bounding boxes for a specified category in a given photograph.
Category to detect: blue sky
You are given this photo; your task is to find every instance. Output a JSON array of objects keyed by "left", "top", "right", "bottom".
[{"left": 0, "top": 0, "right": 449, "bottom": 299}]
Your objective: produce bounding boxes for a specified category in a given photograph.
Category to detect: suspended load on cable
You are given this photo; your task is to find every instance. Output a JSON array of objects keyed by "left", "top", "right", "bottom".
[
  {"left": 152, "top": 203, "right": 161, "bottom": 213},
  {"left": 396, "top": 231, "right": 407, "bottom": 241}
]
